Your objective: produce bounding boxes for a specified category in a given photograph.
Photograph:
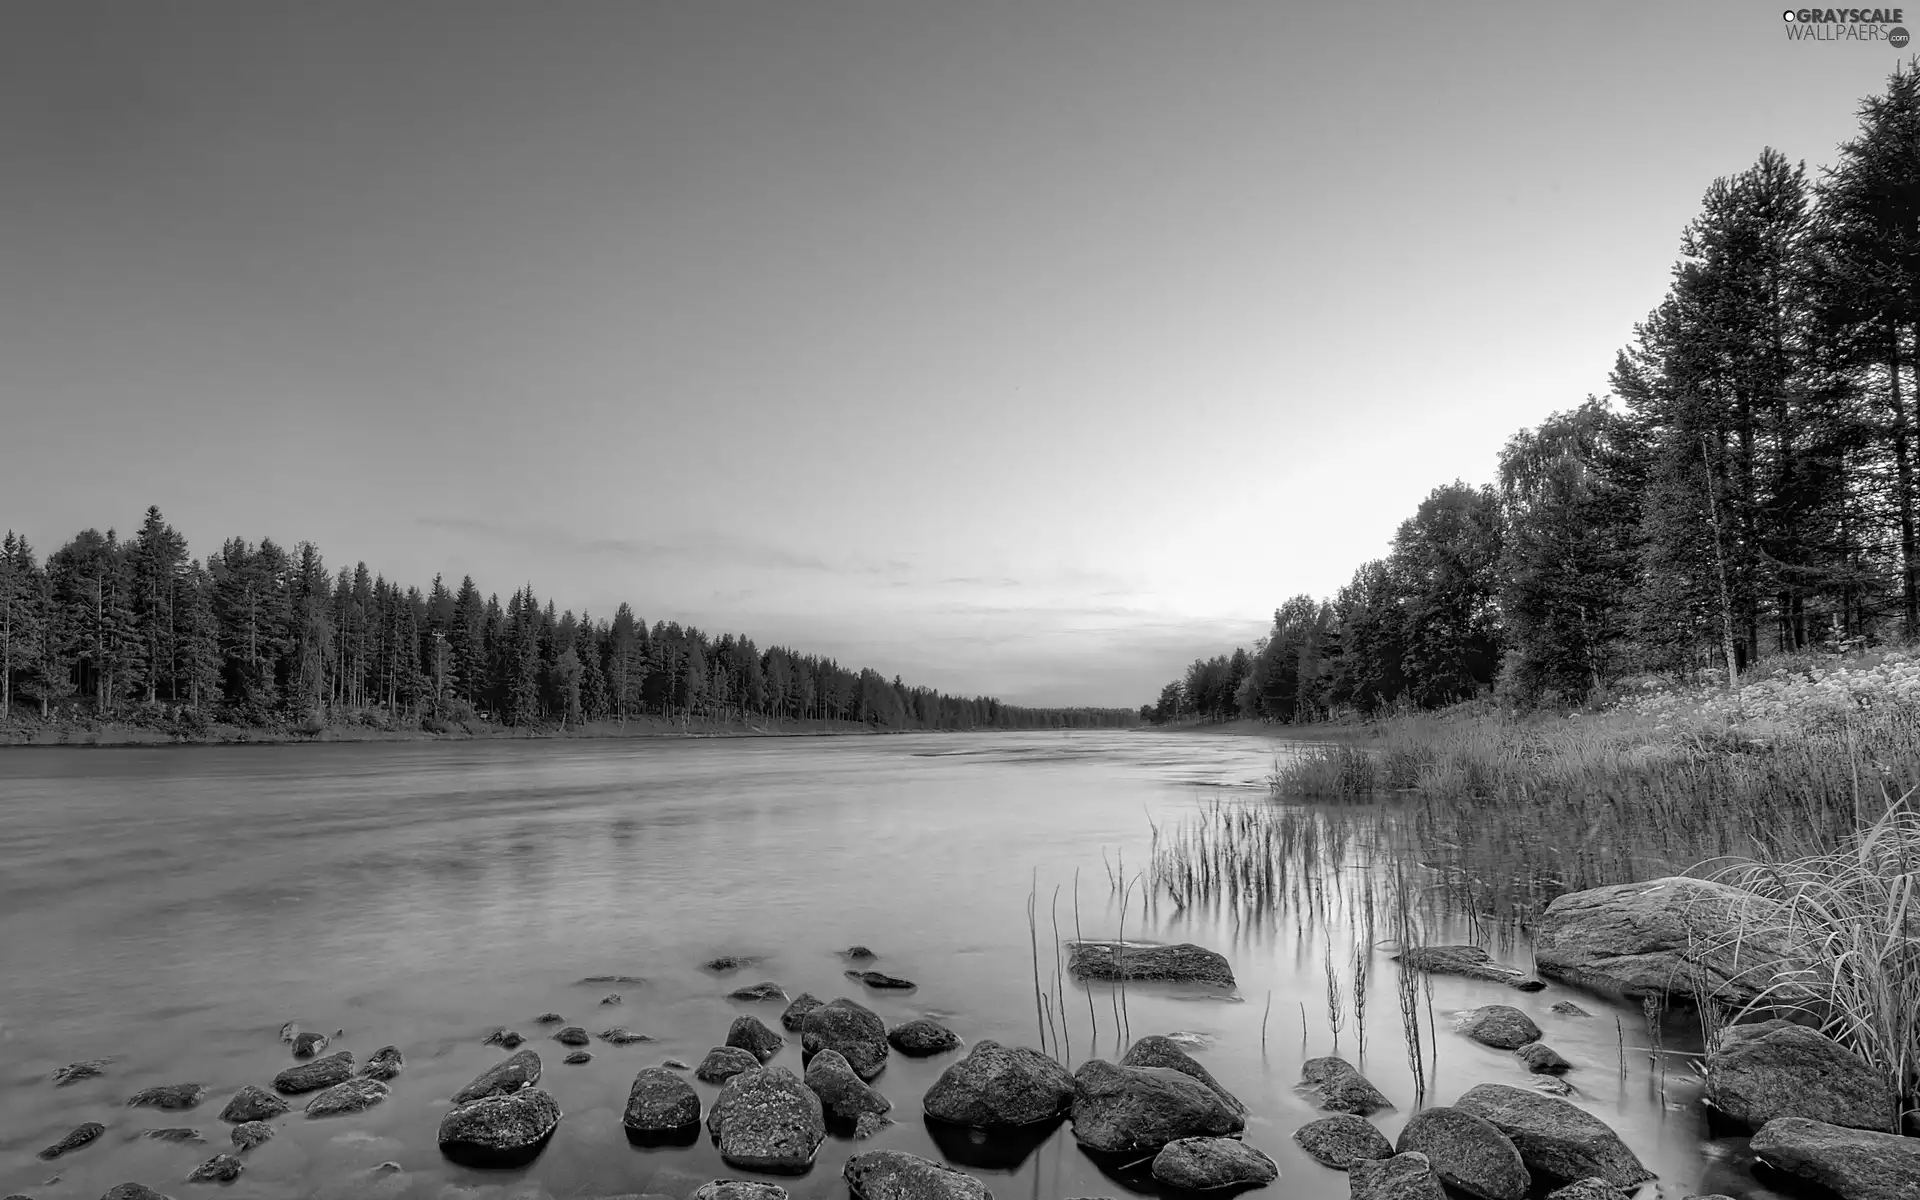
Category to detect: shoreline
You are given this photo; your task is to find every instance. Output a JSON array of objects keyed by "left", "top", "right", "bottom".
[{"left": 0, "top": 713, "right": 907, "bottom": 749}]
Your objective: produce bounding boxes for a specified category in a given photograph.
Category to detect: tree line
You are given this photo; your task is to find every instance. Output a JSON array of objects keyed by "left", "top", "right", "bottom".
[
  {"left": 1145, "top": 61, "right": 1920, "bottom": 723},
  {"left": 0, "top": 509, "right": 1137, "bottom": 732}
]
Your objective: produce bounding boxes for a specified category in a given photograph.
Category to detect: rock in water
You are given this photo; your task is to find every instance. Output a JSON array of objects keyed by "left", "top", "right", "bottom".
[
  {"left": 1534, "top": 876, "right": 1806, "bottom": 1004},
  {"left": 187, "top": 1154, "right": 243, "bottom": 1183},
  {"left": 554, "top": 1025, "right": 591, "bottom": 1046},
  {"left": 100, "top": 1187, "right": 169, "bottom": 1200},
  {"left": 1749, "top": 1115, "right": 1920, "bottom": 1200},
  {"left": 1067, "top": 1059, "right": 1245, "bottom": 1154},
  {"left": 290, "top": 1031, "right": 330, "bottom": 1058},
  {"left": 780, "top": 993, "right": 824, "bottom": 1032},
  {"left": 1550, "top": 1002, "right": 1591, "bottom": 1017},
  {"left": 1350, "top": 1151, "right": 1447, "bottom": 1200},
  {"left": 922, "top": 1040, "right": 1073, "bottom": 1128},
  {"left": 727, "top": 1015, "right": 785, "bottom": 1062},
  {"left": 1543, "top": 1181, "right": 1630, "bottom": 1200},
  {"left": 855, "top": 1112, "right": 895, "bottom": 1140},
  {"left": 452, "top": 1048, "right": 542, "bottom": 1104},
  {"left": 218, "top": 1085, "right": 289, "bottom": 1123},
  {"left": 274, "top": 1051, "right": 354, "bottom": 1095},
  {"left": 600, "top": 992, "right": 622, "bottom": 1005},
  {"left": 843, "top": 1149, "right": 991, "bottom": 1200},
  {"left": 600, "top": 1027, "right": 653, "bottom": 1044},
  {"left": 624, "top": 1066, "right": 702, "bottom": 1134},
  {"left": 1395, "top": 1106, "right": 1530, "bottom": 1200},
  {"left": 705, "top": 955, "right": 762, "bottom": 972},
  {"left": 800, "top": 997, "right": 890, "bottom": 1082},
  {"left": 127, "top": 1083, "right": 209, "bottom": 1110},
  {"left": 1299, "top": 1056, "right": 1392, "bottom": 1115},
  {"left": 1293, "top": 1113, "right": 1395, "bottom": 1169},
  {"left": 305, "top": 1077, "right": 390, "bottom": 1116},
  {"left": 729, "top": 981, "right": 788, "bottom": 1002},
  {"left": 1460, "top": 1006, "right": 1543, "bottom": 1050},
  {"left": 1150, "top": 1137, "right": 1279, "bottom": 1190},
  {"left": 535, "top": 1012, "right": 565, "bottom": 1024},
  {"left": 360, "top": 1046, "right": 405, "bottom": 1081},
  {"left": 1516, "top": 1043, "right": 1573, "bottom": 1074},
  {"left": 142, "top": 1128, "right": 202, "bottom": 1143},
  {"left": 53, "top": 1059, "right": 111, "bottom": 1085},
  {"left": 1454, "top": 1083, "right": 1653, "bottom": 1189},
  {"left": 841, "top": 946, "right": 877, "bottom": 961},
  {"left": 705, "top": 1066, "right": 825, "bottom": 1174},
  {"left": 1705, "top": 1019, "right": 1894, "bottom": 1131},
  {"left": 1120, "top": 1035, "right": 1247, "bottom": 1116},
  {"left": 692, "top": 1184, "right": 789, "bottom": 1200},
  {"left": 483, "top": 1027, "right": 526, "bottom": 1049},
  {"left": 697, "top": 1046, "right": 762, "bottom": 1084},
  {"left": 1065, "top": 941, "right": 1234, "bottom": 987},
  {"left": 1394, "top": 946, "right": 1545, "bottom": 990},
  {"left": 804, "top": 1049, "right": 891, "bottom": 1128},
  {"left": 564, "top": 1051, "right": 592, "bottom": 1065},
  {"left": 230, "top": 1121, "right": 275, "bottom": 1151},
  {"left": 437, "top": 1088, "right": 562, "bottom": 1166},
  {"left": 888, "top": 1019, "right": 961, "bottom": 1057},
  {"left": 38, "top": 1122, "right": 105, "bottom": 1160},
  {"left": 844, "top": 970, "right": 916, "bottom": 990}
]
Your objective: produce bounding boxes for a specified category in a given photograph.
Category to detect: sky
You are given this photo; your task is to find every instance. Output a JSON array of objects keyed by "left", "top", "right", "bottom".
[{"left": 1, "top": 2, "right": 1914, "bottom": 706}]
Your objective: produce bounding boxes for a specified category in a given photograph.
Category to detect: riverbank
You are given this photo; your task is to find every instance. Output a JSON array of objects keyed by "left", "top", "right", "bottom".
[{"left": 0, "top": 711, "right": 891, "bottom": 748}]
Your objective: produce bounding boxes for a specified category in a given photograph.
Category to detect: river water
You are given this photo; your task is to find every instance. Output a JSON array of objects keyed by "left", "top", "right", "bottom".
[{"left": 0, "top": 732, "right": 1777, "bottom": 1199}]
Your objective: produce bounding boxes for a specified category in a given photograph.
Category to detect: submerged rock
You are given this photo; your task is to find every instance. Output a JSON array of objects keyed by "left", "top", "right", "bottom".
[
  {"left": 1395, "top": 1106, "right": 1530, "bottom": 1200},
  {"left": 780, "top": 993, "right": 825, "bottom": 1032},
  {"left": 535, "top": 1012, "right": 565, "bottom": 1024},
  {"left": 1151, "top": 1137, "right": 1278, "bottom": 1190},
  {"left": 705, "top": 955, "right": 763, "bottom": 972},
  {"left": 841, "top": 946, "right": 877, "bottom": 961},
  {"left": 38, "top": 1122, "right": 105, "bottom": 1160},
  {"left": 1749, "top": 1115, "right": 1920, "bottom": 1200},
  {"left": 888, "top": 1018, "right": 961, "bottom": 1057},
  {"left": 1454, "top": 1083, "right": 1653, "bottom": 1189},
  {"left": 624, "top": 1066, "right": 702, "bottom": 1133},
  {"left": 1299, "top": 1056, "right": 1392, "bottom": 1115},
  {"left": 705, "top": 1066, "right": 826, "bottom": 1174},
  {"left": 663, "top": 1057, "right": 691, "bottom": 1070},
  {"left": 141, "top": 1128, "right": 202, "bottom": 1144},
  {"left": 600, "top": 993, "right": 622, "bottom": 1005},
  {"left": 692, "top": 1184, "right": 788, "bottom": 1200},
  {"left": 728, "top": 981, "right": 788, "bottom": 1002},
  {"left": 800, "top": 997, "right": 890, "bottom": 1082},
  {"left": 600, "top": 1027, "right": 653, "bottom": 1044},
  {"left": 1395, "top": 946, "right": 1545, "bottom": 990},
  {"left": 1460, "top": 1006, "right": 1542, "bottom": 1050},
  {"left": 922, "top": 1040, "right": 1073, "bottom": 1128},
  {"left": 100, "top": 1187, "right": 169, "bottom": 1200},
  {"left": 230, "top": 1122, "right": 275, "bottom": 1151},
  {"left": 274, "top": 1052, "right": 354, "bottom": 1095},
  {"left": 360, "top": 1046, "right": 405, "bottom": 1081},
  {"left": 565, "top": 1051, "right": 593, "bottom": 1065},
  {"left": 306, "top": 1077, "right": 390, "bottom": 1116},
  {"left": 805, "top": 1048, "right": 891, "bottom": 1128},
  {"left": 1068, "top": 1058, "right": 1245, "bottom": 1154},
  {"left": 843, "top": 1149, "right": 990, "bottom": 1200},
  {"left": 1516, "top": 1043, "right": 1573, "bottom": 1074},
  {"left": 482, "top": 1027, "right": 526, "bottom": 1049},
  {"left": 1120, "top": 1035, "right": 1247, "bottom": 1117},
  {"left": 1065, "top": 941, "right": 1234, "bottom": 987},
  {"left": 726, "top": 1015, "right": 785, "bottom": 1062},
  {"left": 128, "top": 1083, "right": 209, "bottom": 1110},
  {"left": 290, "top": 1031, "right": 330, "bottom": 1058},
  {"left": 854, "top": 1112, "right": 895, "bottom": 1140},
  {"left": 578, "top": 974, "right": 645, "bottom": 985},
  {"left": 1705, "top": 1019, "right": 1894, "bottom": 1131},
  {"left": 845, "top": 970, "right": 916, "bottom": 990},
  {"left": 697, "top": 1046, "right": 762, "bottom": 1084},
  {"left": 437, "top": 1088, "right": 562, "bottom": 1164},
  {"left": 1550, "top": 1001, "right": 1591, "bottom": 1017},
  {"left": 218, "top": 1086, "right": 289, "bottom": 1123},
  {"left": 452, "top": 1048, "right": 542, "bottom": 1104},
  {"left": 53, "top": 1059, "right": 111, "bottom": 1085},
  {"left": 1349, "top": 1151, "right": 1446, "bottom": 1200},
  {"left": 554, "top": 1025, "right": 591, "bottom": 1046},
  {"left": 1293, "top": 1113, "right": 1395, "bottom": 1168},
  {"left": 186, "top": 1154, "right": 243, "bottom": 1183}
]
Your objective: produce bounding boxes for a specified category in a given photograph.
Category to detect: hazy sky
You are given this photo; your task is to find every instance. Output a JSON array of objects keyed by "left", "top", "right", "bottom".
[{"left": 1, "top": 3, "right": 1912, "bottom": 705}]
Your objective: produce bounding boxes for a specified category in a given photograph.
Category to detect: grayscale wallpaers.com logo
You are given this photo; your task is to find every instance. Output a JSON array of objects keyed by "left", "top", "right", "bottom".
[{"left": 1782, "top": 7, "right": 1910, "bottom": 43}]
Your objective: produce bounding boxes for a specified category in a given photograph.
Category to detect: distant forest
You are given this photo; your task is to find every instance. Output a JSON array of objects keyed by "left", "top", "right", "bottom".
[
  {"left": 1147, "top": 62, "right": 1920, "bottom": 724},
  {"left": 0, "top": 512, "right": 1138, "bottom": 733}
]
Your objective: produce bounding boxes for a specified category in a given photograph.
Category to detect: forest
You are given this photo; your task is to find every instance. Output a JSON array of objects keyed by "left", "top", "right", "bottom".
[
  {"left": 1146, "top": 62, "right": 1920, "bottom": 725},
  {"left": 0, "top": 514, "right": 1137, "bottom": 735}
]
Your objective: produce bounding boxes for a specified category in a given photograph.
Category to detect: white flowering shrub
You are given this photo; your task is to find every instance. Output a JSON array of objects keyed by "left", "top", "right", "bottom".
[{"left": 1613, "top": 650, "right": 1920, "bottom": 737}]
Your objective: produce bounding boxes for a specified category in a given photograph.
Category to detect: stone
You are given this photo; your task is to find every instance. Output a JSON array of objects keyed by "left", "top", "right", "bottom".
[
  {"left": 579, "top": 974, "right": 646, "bottom": 985},
  {"left": 1394, "top": 945, "right": 1546, "bottom": 990},
  {"left": 1705, "top": 1019, "right": 1895, "bottom": 1131},
  {"left": 127, "top": 1083, "right": 209, "bottom": 1110},
  {"left": 1066, "top": 940, "right": 1234, "bottom": 987},
  {"left": 801, "top": 997, "right": 890, "bottom": 1081},
  {"left": 535, "top": 1012, "right": 564, "bottom": 1024},
  {"left": 600, "top": 1027, "right": 653, "bottom": 1044},
  {"left": 842, "top": 946, "right": 877, "bottom": 961},
  {"left": 279, "top": 1021, "right": 299, "bottom": 1043},
  {"left": 888, "top": 1019, "right": 961, "bottom": 1057},
  {"left": 1532, "top": 1076, "right": 1577, "bottom": 1097},
  {"left": 1460, "top": 1006, "right": 1542, "bottom": 1050},
  {"left": 187, "top": 1154, "right": 243, "bottom": 1183},
  {"left": 1299, "top": 1056, "right": 1392, "bottom": 1115},
  {"left": 437, "top": 1088, "right": 562, "bottom": 1163},
  {"left": 101, "top": 1188, "right": 169, "bottom": 1200},
  {"left": 1150, "top": 1137, "right": 1279, "bottom": 1190},
  {"left": 1454, "top": 1083, "right": 1653, "bottom": 1189},
  {"left": 360, "top": 1046, "right": 405, "bottom": 1081},
  {"left": 1534, "top": 876, "right": 1807, "bottom": 1004},
  {"left": 600, "top": 993, "right": 622, "bottom": 1005},
  {"left": 291, "top": 1031, "right": 330, "bottom": 1058},
  {"left": 1544, "top": 1182, "right": 1630, "bottom": 1200},
  {"left": 663, "top": 1058, "right": 691, "bottom": 1070},
  {"left": 1349, "top": 1152, "right": 1447, "bottom": 1200},
  {"left": 705, "top": 955, "right": 763, "bottom": 972},
  {"left": 1293, "top": 1113, "right": 1395, "bottom": 1169},
  {"left": 1516, "top": 1043, "right": 1573, "bottom": 1074},
  {"left": 565, "top": 1051, "right": 593, "bottom": 1065},
  {"left": 1550, "top": 1002, "right": 1591, "bottom": 1017},
  {"left": 845, "top": 970, "right": 916, "bottom": 990},
  {"left": 305, "top": 1077, "right": 390, "bottom": 1116},
  {"left": 1749, "top": 1115, "right": 1920, "bottom": 1200},
  {"left": 691, "top": 1185, "right": 787, "bottom": 1200},
  {"left": 554, "top": 1025, "right": 591, "bottom": 1046},
  {"left": 854, "top": 1112, "right": 895, "bottom": 1139},
  {"left": 1395, "top": 1106, "right": 1530, "bottom": 1200},
  {"left": 704, "top": 1065, "right": 826, "bottom": 1174},
  {"left": 780, "top": 993, "right": 825, "bottom": 1032},
  {"left": 805, "top": 1048, "right": 892, "bottom": 1128},
  {"left": 624, "top": 1066, "right": 702, "bottom": 1133},
  {"left": 726, "top": 1014, "right": 785, "bottom": 1062},
  {"left": 142, "top": 1129, "right": 202, "bottom": 1143},
  {"left": 1120, "top": 1034, "right": 1247, "bottom": 1117},
  {"left": 922, "top": 1040, "right": 1074, "bottom": 1128},
  {"left": 38, "top": 1122, "right": 105, "bottom": 1159},
  {"left": 274, "top": 1052, "right": 354, "bottom": 1095},
  {"left": 697, "top": 1046, "right": 762, "bottom": 1084},
  {"left": 1067, "top": 1058, "right": 1245, "bottom": 1154},
  {"left": 843, "top": 1149, "right": 991, "bottom": 1200},
  {"left": 483, "top": 1028, "right": 526, "bottom": 1049},
  {"left": 230, "top": 1122, "right": 275, "bottom": 1151},
  {"left": 53, "top": 1059, "right": 111, "bottom": 1085},
  {"left": 219, "top": 1085, "right": 289, "bottom": 1123},
  {"left": 452, "top": 1049, "right": 542, "bottom": 1104},
  {"left": 728, "top": 981, "right": 787, "bottom": 1002}
]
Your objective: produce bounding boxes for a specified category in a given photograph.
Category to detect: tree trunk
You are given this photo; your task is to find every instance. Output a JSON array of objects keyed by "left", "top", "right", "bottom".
[
  {"left": 1892, "top": 327, "right": 1919, "bottom": 635},
  {"left": 1703, "top": 437, "right": 1741, "bottom": 692}
]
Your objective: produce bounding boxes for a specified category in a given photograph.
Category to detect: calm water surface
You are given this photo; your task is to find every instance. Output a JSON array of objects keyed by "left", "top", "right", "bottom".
[{"left": 0, "top": 732, "right": 1774, "bottom": 1199}]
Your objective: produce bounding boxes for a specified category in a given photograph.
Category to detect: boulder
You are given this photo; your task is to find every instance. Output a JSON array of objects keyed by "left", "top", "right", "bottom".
[
  {"left": 483, "top": 1027, "right": 526, "bottom": 1049},
  {"left": 697, "top": 1046, "right": 762, "bottom": 1084},
  {"left": 1705, "top": 1019, "right": 1894, "bottom": 1131},
  {"left": 1532, "top": 1076, "right": 1576, "bottom": 1098},
  {"left": 801, "top": 997, "right": 890, "bottom": 1081},
  {"left": 1516, "top": 1043, "right": 1572, "bottom": 1074},
  {"left": 1299, "top": 1056, "right": 1392, "bottom": 1115},
  {"left": 601, "top": 1027, "right": 653, "bottom": 1044},
  {"left": 1066, "top": 941, "right": 1234, "bottom": 987},
  {"left": 1293, "top": 1113, "right": 1394, "bottom": 1169},
  {"left": 845, "top": 970, "right": 916, "bottom": 990},
  {"left": 780, "top": 993, "right": 824, "bottom": 1032},
  {"left": 843, "top": 1149, "right": 991, "bottom": 1200},
  {"left": 922, "top": 1040, "right": 1074, "bottom": 1128},
  {"left": 842, "top": 946, "right": 877, "bottom": 961},
  {"left": 1533, "top": 876, "right": 1805, "bottom": 1004},
  {"left": 535, "top": 1012, "right": 565, "bottom": 1024},
  {"left": 219, "top": 1085, "right": 289, "bottom": 1123},
  {"left": 804, "top": 1048, "right": 892, "bottom": 1128},
  {"left": 889, "top": 1019, "right": 961, "bottom": 1057},
  {"left": 565, "top": 1051, "right": 593, "bottom": 1065},
  {"left": 452, "top": 1048, "right": 542, "bottom": 1104},
  {"left": 38, "top": 1122, "right": 106, "bottom": 1159},
  {"left": 1349, "top": 1151, "right": 1446, "bottom": 1200},
  {"left": 291, "top": 1031, "right": 330, "bottom": 1058},
  {"left": 1120, "top": 1034, "right": 1247, "bottom": 1117},
  {"left": 1395, "top": 1106, "right": 1530, "bottom": 1200},
  {"left": 727, "top": 1014, "right": 785, "bottom": 1062},
  {"left": 554, "top": 1025, "right": 591, "bottom": 1046},
  {"left": 1068, "top": 1058, "right": 1245, "bottom": 1154},
  {"left": 623, "top": 1066, "right": 701, "bottom": 1133},
  {"left": 1454, "top": 1083, "right": 1653, "bottom": 1189},
  {"left": 1544, "top": 1182, "right": 1630, "bottom": 1200},
  {"left": 704, "top": 1066, "right": 826, "bottom": 1174},
  {"left": 1150, "top": 1137, "right": 1279, "bottom": 1190},
  {"left": 1394, "top": 946, "right": 1545, "bottom": 990},
  {"left": 275, "top": 1051, "right": 354, "bottom": 1095},
  {"left": 855, "top": 1113, "right": 895, "bottom": 1140},
  {"left": 54, "top": 1059, "right": 111, "bottom": 1085},
  {"left": 187, "top": 1154, "right": 242, "bottom": 1183},
  {"left": 728, "top": 981, "right": 787, "bottom": 1002},
  {"left": 691, "top": 1185, "right": 787, "bottom": 1200},
  {"left": 437, "top": 1088, "right": 562, "bottom": 1165},
  {"left": 664, "top": 1058, "right": 691, "bottom": 1070},
  {"left": 360, "top": 1046, "right": 405, "bottom": 1081},
  {"left": 99, "top": 1187, "right": 169, "bottom": 1200},
  {"left": 1460, "top": 1006, "right": 1542, "bottom": 1050},
  {"left": 705, "top": 955, "right": 762, "bottom": 972},
  {"left": 1749, "top": 1115, "right": 1920, "bottom": 1200},
  {"left": 128, "top": 1082, "right": 209, "bottom": 1110},
  {"left": 305, "top": 1077, "right": 390, "bottom": 1116},
  {"left": 230, "top": 1121, "right": 275, "bottom": 1151}
]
